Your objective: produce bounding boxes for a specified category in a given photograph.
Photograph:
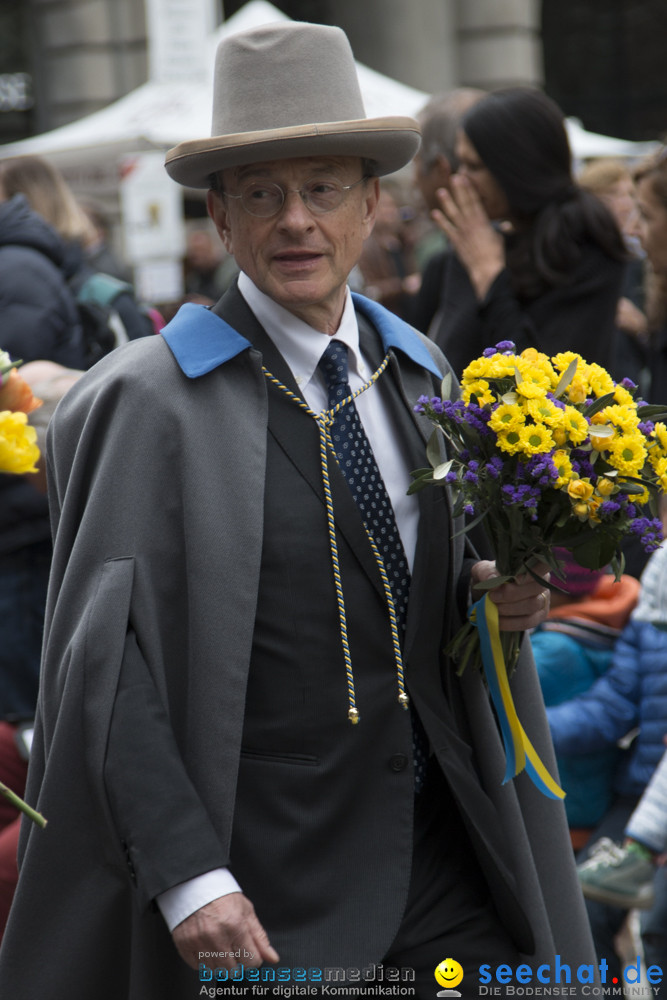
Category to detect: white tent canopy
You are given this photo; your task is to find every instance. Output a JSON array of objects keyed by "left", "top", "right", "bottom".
[
  {"left": 0, "top": 2, "right": 429, "bottom": 177},
  {"left": 0, "top": 1, "right": 658, "bottom": 181}
]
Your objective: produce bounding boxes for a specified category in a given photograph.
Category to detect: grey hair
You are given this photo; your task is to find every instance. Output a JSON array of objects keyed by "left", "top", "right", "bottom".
[{"left": 417, "top": 88, "right": 486, "bottom": 170}]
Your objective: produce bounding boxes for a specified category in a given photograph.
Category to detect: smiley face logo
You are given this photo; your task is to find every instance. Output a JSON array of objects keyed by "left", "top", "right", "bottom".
[{"left": 434, "top": 958, "right": 464, "bottom": 996}]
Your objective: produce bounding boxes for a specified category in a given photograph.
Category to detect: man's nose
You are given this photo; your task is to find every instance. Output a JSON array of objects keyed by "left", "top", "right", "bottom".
[{"left": 277, "top": 188, "right": 315, "bottom": 227}]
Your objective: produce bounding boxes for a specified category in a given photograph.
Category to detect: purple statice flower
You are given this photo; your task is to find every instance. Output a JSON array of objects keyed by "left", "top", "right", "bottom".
[
  {"left": 546, "top": 394, "right": 567, "bottom": 411},
  {"left": 524, "top": 454, "right": 559, "bottom": 485},
  {"left": 599, "top": 500, "right": 621, "bottom": 516},
  {"left": 620, "top": 377, "right": 637, "bottom": 390},
  {"left": 486, "top": 456, "right": 504, "bottom": 479},
  {"left": 463, "top": 469, "right": 479, "bottom": 485},
  {"left": 414, "top": 395, "right": 430, "bottom": 414},
  {"left": 445, "top": 470, "right": 458, "bottom": 484},
  {"left": 570, "top": 451, "right": 595, "bottom": 480},
  {"left": 463, "top": 403, "right": 493, "bottom": 434},
  {"left": 464, "top": 503, "right": 475, "bottom": 516},
  {"left": 639, "top": 421, "right": 655, "bottom": 436},
  {"left": 631, "top": 517, "right": 664, "bottom": 552},
  {"left": 501, "top": 483, "right": 540, "bottom": 507},
  {"left": 495, "top": 340, "right": 516, "bottom": 353},
  {"left": 429, "top": 397, "right": 445, "bottom": 414}
]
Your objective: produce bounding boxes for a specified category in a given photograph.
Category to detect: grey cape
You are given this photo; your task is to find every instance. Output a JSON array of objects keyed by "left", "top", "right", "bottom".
[{"left": 0, "top": 291, "right": 598, "bottom": 997}]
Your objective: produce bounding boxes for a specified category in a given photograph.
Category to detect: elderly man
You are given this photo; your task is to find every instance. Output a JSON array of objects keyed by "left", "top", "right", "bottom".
[{"left": 0, "top": 21, "right": 596, "bottom": 1000}]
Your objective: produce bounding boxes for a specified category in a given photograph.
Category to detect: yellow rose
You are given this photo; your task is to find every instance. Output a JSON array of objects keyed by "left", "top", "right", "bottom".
[
  {"left": 567, "top": 479, "right": 594, "bottom": 501},
  {"left": 0, "top": 410, "right": 40, "bottom": 475},
  {"left": 595, "top": 477, "right": 616, "bottom": 497}
]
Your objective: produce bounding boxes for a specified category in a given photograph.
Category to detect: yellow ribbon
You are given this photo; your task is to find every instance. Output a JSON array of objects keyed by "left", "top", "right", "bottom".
[{"left": 470, "top": 594, "right": 565, "bottom": 800}]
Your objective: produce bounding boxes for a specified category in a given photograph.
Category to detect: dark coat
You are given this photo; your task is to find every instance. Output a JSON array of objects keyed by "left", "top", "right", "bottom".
[
  {"left": 0, "top": 287, "right": 597, "bottom": 997},
  {"left": 428, "top": 241, "right": 624, "bottom": 380},
  {"left": 0, "top": 194, "right": 86, "bottom": 557}
]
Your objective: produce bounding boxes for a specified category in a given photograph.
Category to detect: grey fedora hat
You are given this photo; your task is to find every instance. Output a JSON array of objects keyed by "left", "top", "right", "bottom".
[{"left": 164, "top": 21, "right": 421, "bottom": 188}]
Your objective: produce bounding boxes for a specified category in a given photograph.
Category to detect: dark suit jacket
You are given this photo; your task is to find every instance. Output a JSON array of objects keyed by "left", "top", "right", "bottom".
[{"left": 0, "top": 285, "right": 597, "bottom": 998}]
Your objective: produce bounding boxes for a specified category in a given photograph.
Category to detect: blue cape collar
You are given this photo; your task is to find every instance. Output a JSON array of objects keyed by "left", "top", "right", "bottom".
[{"left": 162, "top": 294, "right": 442, "bottom": 380}]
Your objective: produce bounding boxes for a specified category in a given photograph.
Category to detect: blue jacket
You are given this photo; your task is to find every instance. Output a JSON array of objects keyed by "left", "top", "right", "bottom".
[
  {"left": 547, "top": 614, "right": 667, "bottom": 799},
  {"left": 532, "top": 626, "right": 619, "bottom": 827}
]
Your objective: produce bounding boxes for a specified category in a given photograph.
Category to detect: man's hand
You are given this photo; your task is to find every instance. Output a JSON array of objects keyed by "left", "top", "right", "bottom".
[
  {"left": 172, "top": 892, "right": 279, "bottom": 971},
  {"left": 471, "top": 560, "right": 550, "bottom": 632}
]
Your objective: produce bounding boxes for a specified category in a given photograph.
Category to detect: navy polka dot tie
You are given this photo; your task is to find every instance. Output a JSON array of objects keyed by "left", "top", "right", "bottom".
[{"left": 318, "top": 340, "right": 429, "bottom": 791}]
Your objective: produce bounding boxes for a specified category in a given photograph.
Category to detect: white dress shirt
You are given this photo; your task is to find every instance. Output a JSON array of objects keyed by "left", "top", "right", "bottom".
[{"left": 157, "top": 272, "right": 420, "bottom": 931}]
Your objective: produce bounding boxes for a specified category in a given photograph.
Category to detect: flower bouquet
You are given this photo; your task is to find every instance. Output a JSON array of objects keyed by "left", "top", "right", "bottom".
[
  {"left": 411, "top": 341, "right": 667, "bottom": 796},
  {"left": 0, "top": 352, "right": 46, "bottom": 827}
]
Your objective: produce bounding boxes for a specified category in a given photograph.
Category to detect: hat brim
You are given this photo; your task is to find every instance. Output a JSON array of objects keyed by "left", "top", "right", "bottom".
[{"left": 164, "top": 117, "right": 421, "bottom": 188}]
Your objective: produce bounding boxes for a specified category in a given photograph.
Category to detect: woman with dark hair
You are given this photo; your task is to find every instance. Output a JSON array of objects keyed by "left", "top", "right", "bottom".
[
  {"left": 427, "top": 87, "right": 627, "bottom": 379},
  {"left": 634, "top": 147, "right": 667, "bottom": 404}
]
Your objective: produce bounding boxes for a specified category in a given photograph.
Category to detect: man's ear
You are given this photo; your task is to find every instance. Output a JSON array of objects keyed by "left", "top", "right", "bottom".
[
  {"left": 361, "top": 176, "right": 381, "bottom": 239},
  {"left": 207, "top": 190, "right": 233, "bottom": 254}
]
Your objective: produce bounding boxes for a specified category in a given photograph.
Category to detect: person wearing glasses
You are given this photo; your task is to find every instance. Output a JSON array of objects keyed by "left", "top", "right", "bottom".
[{"left": 0, "top": 23, "right": 597, "bottom": 1000}]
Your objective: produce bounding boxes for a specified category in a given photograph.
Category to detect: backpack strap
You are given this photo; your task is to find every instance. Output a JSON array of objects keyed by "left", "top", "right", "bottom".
[{"left": 76, "top": 272, "right": 132, "bottom": 307}]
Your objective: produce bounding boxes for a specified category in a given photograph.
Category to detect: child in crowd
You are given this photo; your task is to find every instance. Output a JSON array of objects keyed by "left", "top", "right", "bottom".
[{"left": 531, "top": 551, "right": 640, "bottom": 847}]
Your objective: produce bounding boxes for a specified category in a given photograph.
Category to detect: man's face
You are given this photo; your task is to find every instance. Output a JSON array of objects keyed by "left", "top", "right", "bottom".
[{"left": 207, "top": 156, "right": 379, "bottom": 334}]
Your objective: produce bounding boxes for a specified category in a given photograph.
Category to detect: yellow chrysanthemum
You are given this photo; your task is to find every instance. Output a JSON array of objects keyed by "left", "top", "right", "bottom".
[
  {"left": 552, "top": 449, "right": 574, "bottom": 487},
  {"left": 613, "top": 384, "right": 636, "bottom": 407},
  {"left": 652, "top": 422, "right": 667, "bottom": 453},
  {"left": 588, "top": 364, "right": 615, "bottom": 398},
  {"left": 600, "top": 404, "right": 640, "bottom": 434},
  {"left": 519, "top": 348, "right": 558, "bottom": 387},
  {"left": 650, "top": 454, "right": 667, "bottom": 479},
  {"left": 564, "top": 376, "right": 589, "bottom": 405},
  {"left": 495, "top": 427, "right": 524, "bottom": 455},
  {"left": 463, "top": 354, "right": 517, "bottom": 383},
  {"left": 462, "top": 379, "right": 495, "bottom": 406},
  {"left": 526, "top": 397, "right": 564, "bottom": 427},
  {"left": 552, "top": 351, "right": 584, "bottom": 375},
  {"left": 608, "top": 434, "right": 648, "bottom": 475},
  {"left": 518, "top": 423, "right": 555, "bottom": 455},
  {"left": 489, "top": 403, "right": 525, "bottom": 434},
  {"left": 561, "top": 406, "right": 590, "bottom": 445},
  {"left": 0, "top": 411, "right": 40, "bottom": 474}
]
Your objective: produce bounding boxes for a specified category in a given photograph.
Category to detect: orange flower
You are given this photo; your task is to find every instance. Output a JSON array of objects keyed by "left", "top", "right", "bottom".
[{"left": 0, "top": 369, "right": 42, "bottom": 415}]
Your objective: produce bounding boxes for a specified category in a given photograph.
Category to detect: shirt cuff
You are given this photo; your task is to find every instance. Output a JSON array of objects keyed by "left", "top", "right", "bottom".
[{"left": 156, "top": 868, "right": 242, "bottom": 932}]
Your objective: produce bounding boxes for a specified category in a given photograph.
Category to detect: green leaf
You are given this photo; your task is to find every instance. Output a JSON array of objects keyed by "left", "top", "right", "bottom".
[
  {"left": 433, "top": 459, "right": 454, "bottom": 481},
  {"left": 584, "top": 391, "right": 617, "bottom": 417},
  {"left": 426, "top": 427, "right": 443, "bottom": 470},
  {"left": 554, "top": 358, "right": 578, "bottom": 398},
  {"left": 441, "top": 371, "right": 453, "bottom": 400},
  {"left": 638, "top": 404, "right": 667, "bottom": 420}
]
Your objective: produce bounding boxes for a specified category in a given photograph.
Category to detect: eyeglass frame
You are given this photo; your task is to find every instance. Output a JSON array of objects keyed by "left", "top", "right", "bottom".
[{"left": 213, "top": 174, "right": 370, "bottom": 218}]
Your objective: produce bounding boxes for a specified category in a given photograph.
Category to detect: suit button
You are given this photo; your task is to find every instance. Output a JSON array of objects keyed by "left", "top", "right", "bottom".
[{"left": 389, "top": 753, "right": 408, "bottom": 772}]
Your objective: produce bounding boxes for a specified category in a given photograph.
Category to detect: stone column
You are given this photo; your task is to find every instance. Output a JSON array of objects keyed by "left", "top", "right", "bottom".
[{"left": 456, "top": 0, "right": 543, "bottom": 89}]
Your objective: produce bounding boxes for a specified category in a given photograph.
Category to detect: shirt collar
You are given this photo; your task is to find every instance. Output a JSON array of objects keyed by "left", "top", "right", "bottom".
[
  {"left": 238, "top": 271, "right": 365, "bottom": 392},
  {"left": 162, "top": 273, "right": 442, "bottom": 381}
]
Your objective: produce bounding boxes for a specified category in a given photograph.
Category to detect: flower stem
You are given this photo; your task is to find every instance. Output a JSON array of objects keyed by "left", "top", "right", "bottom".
[{"left": 0, "top": 782, "right": 46, "bottom": 829}]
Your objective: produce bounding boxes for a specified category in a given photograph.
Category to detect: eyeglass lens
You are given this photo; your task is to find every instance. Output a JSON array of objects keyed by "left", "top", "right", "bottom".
[{"left": 235, "top": 177, "right": 363, "bottom": 217}]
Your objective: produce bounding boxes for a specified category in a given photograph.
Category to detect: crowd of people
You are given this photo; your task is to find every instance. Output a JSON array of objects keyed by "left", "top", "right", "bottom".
[{"left": 1, "top": 17, "right": 667, "bottom": 999}]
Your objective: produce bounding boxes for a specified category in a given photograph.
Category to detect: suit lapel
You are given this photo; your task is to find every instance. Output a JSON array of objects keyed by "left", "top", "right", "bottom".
[{"left": 357, "top": 317, "right": 452, "bottom": 665}]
